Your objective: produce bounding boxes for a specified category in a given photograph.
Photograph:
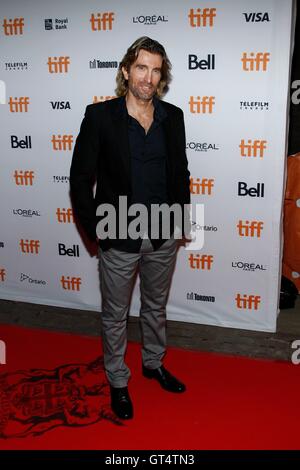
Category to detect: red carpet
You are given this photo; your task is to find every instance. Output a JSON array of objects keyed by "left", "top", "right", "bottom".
[{"left": 0, "top": 323, "right": 299, "bottom": 450}]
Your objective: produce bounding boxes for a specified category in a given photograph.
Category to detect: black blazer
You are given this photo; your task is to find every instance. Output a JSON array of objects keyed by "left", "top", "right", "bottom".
[{"left": 70, "top": 96, "right": 190, "bottom": 250}]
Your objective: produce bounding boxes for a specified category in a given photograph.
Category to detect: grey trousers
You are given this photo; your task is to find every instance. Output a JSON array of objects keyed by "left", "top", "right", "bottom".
[{"left": 98, "top": 237, "right": 178, "bottom": 388}]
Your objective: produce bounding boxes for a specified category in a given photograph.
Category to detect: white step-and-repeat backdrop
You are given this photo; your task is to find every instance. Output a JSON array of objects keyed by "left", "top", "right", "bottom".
[{"left": 0, "top": 0, "right": 294, "bottom": 332}]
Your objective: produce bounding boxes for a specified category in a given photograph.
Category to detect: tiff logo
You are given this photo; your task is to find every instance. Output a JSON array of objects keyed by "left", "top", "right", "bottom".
[
  {"left": 56, "top": 208, "right": 74, "bottom": 223},
  {"left": 20, "top": 239, "right": 40, "bottom": 254},
  {"left": 14, "top": 170, "right": 35, "bottom": 185},
  {"left": 188, "top": 254, "right": 213, "bottom": 270},
  {"left": 241, "top": 52, "right": 270, "bottom": 71},
  {"left": 237, "top": 220, "right": 264, "bottom": 238},
  {"left": 190, "top": 177, "right": 214, "bottom": 195},
  {"left": 9, "top": 97, "right": 29, "bottom": 112},
  {"left": 47, "top": 56, "right": 70, "bottom": 73},
  {"left": 188, "top": 8, "right": 216, "bottom": 27},
  {"left": 0, "top": 268, "right": 6, "bottom": 281},
  {"left": 51, "top": 134, "right": 73, "bottom": 150},
  {"left": 189, "top": 96, "right": 215, "bottom": 113},
  {"left": 239, "top": 139, "right": 267, "bottom": 158},
  {"left": 2, "top": 17, "right": 24, "bottom": 35},
  {"left": 90, "top": 12, "right": 114, "bottom": 31},
  {"left": 236, "top": 294, "right": 261, "bottom": 310},
  {"left": 61, "top": 275, "right": 82, "bottom": 291},
  {"left": 0, "top": 340, "right": 6, "bottom": 364}
]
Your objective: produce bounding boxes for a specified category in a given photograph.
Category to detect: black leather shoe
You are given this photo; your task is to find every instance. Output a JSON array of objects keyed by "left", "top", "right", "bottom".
[
  {"left": 142, "top": 365, "right": 186, "bottom": 393},
  {"left": 110, "top": 386, "right": 133, "bottom": 419}
]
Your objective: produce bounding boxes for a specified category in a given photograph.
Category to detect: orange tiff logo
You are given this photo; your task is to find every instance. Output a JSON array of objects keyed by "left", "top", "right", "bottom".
[
  {"left": 188, "top": 8, "right": 216, "bottom": 27},
  {"left": 188, "top": 254, "right": 213, "bottom": 270},
  {"left": 56, "top": 208, "right": 74, "bottom": 223},
  {"left": 189, "top": 96, "right": 215, "bottom": 114},
  {"left": 236, "top": 294, "right": 261, "bottom": 310},
  {"left": 60, "top": 276, "right": 82, "bottom": 291},
  {"left": 19, "top": 239, "right": 40, "bottom": 254},
  {"left": 51, "top": 135, "right": 73, "bottom": 151},
  {"left": 90, "top": 12, "right": 114, "bottom": 31},
  {"left": 190, "top": 177, "right": 214, "bottom": 195},
  {"left": 0, "top": 268, "right": 6, "bottom": 281},
  {"left": 239, "top": 139, "right": 267, "bottom": 158},
  {"left": 9, "top": 97, "right": 29, "bottom": 112},
  {"left": 241, "top": 52, "right": 270, "bottom": 71},
  {"left": 237, "top": 220, "right": 264, "bottom": 238},
  {"left": 2, "top": 17, "right": 24, "bottom": 35},
  {"left": 14, "top": 170, "right": 34, "bottom": 185},
  {"left": 47, "top": 56, "right": 70, "bottom": 73}
]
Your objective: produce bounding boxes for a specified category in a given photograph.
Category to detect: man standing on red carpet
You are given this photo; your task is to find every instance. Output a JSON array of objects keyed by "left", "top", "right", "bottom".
[{"left": 70, "top": 37, "right": 190, "bottom": 419}]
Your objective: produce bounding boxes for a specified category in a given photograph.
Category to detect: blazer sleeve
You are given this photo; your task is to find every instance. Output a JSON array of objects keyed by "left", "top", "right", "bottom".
[{"left": 69, "top": 105, "right": 100, "bottom": 242}]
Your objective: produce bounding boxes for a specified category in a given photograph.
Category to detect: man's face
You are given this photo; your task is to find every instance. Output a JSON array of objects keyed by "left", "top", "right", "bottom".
[{"left": 122, "top": 49, "right": 163, "bottom": 101}]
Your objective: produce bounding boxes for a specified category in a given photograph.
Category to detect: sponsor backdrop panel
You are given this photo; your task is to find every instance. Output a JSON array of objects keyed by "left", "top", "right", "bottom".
[{"left": 0, "top": 0, "right": 294, "bottom": 332}]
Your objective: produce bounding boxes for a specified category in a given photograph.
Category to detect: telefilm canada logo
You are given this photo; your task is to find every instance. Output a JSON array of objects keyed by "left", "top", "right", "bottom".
[{"left": 5, "top": 61, "right": 28, "bottom": 71}]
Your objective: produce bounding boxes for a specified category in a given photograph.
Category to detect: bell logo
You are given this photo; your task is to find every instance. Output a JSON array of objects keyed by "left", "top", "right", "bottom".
[
  {"left": 60, "top": 275, "right": 82, "bottom": 291},
  {"left": 237, "top": 220, "right": 264, "bottom": 238},
  {"left": 189, "top": 96, "right": 215, "bottom": 114},
  {"left": 90, "top": 12, "right": 114, "bottom": 31},
  {"left": 188, "top": 8, "right": 216, "bottom": 27},
  {"left": 56, "top": 208, "right": 74, "bottom": 223},
  {"left": 13, "top": 170, "right": 35, "bottom": 186},
  {"left": 19, "top": 239, "right": 40, "bottom": 254},
  {"left": 0, "top": 268, "right": 6, "bottom": 281},
  {"left": 3, "top": 17, "right": 24, "bottom": 35},
  {"left": 189, "top": 254, "right": 213, "bottom": 270},
  {"left": 9, "top": 97, "right": 29, "bottom": 112},
  {"left": 47, "top": 56, "right": 70, "bottom": 73},
  {"left": 239, "top": 139, "right": 267, "bottom": 158},
  {"left": 236, "top": 294, "right": 261, "bottom": 310},
  {"left": 190, "top": 177, "right": 214, "bottom": 195},
  {"left": 93, "top": 95, "right": 116, "bottom": 103},
  {"left": 241, "top": 52, "right": 270, "bottom": 71},
  {"left": 51, "top": 134, "right": 73, "bottom": 151}
]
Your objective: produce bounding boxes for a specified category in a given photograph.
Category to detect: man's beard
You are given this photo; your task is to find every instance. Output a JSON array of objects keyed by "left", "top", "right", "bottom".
[{"left": 128, "top": 80, "right": 157, "bottom": 101}]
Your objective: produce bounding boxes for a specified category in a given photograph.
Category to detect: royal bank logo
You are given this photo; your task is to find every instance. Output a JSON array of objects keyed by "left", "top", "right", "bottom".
[
  {"left": 89, "top": 59, "right": 119, "bottom": 69},
  {"left": 50, "top": 101, "right": 71, "bottom": 110},
  {"left": 240, "top": 101, "right": 269, "bottom": 111},
  {"left": 188, "top": 54, "right": 215, "bottom": 70},
  {"left": 187, "top": 291, "right": 215, "bottom": 302},
  {"left": 13, "top": 208, "right": 41, "bottom": 218},
  {"left": 243, "top": 12, "right": 270, "bottom": 22},
  {"left": 44, "top": 18, "right": 69, "bottom": 30},
  {"left": 20, "top": 273, "right": 46, "bottom": 285},
  {"left": 187, "top": 142, "right": 219, "bottom": 152},
  {"left": 232, "top": 261, "right": 267, "bottom": 272},
  {"left": 132, "top": 14, "right": 168, "bottom": 25},
  {"left": 53, "top": 175, "right": 70, "bottom": 183},
  {"left": 5, "top": 61, "right": 28, "bottom": 71}
]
